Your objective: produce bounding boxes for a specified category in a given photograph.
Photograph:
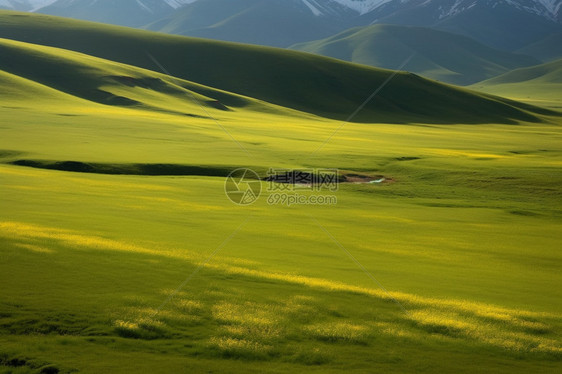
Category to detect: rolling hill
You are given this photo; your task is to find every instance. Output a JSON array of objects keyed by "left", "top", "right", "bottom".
[
  {"left": 471, "top": 59, "right": 562, "bottom": 109},
  {"left": 0, "top": 11, "right": 555, "bottom": 124},
  {"left": 517, "top": 31, "right": 562, "bottom": 62},
  {"left": 0, "top": 37, "right": 272, "bottom": 115},
  {"left": 290, "top": 24, "right": 540, "bottom": 85},
  {"left": 478, "top": 58, "right": 562, "bottom": 85}
]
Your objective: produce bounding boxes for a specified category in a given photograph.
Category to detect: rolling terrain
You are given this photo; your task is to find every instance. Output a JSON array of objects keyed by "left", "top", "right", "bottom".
[
  {"left": 291, "top": 24, "right": 540, "bottom": 85},
  {"left": 471, "top": 58, "right": 562, "bottom": 110},
  {"left": 0, "top": 9, "right": 561, "bottom": 374},
  {"left": 0, "top": 11, "right": 556, "bottom": 124},
  {"left": 517, "top": 31, "right": 562, "bottom": 61},
  {"left": 0, "top": 37, "right": 282, "bottom": 116}
]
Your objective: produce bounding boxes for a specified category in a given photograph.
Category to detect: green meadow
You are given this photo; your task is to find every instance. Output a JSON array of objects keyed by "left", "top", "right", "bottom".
[{"left": 1, "top": 11, "right": 561, "bottom": 374}]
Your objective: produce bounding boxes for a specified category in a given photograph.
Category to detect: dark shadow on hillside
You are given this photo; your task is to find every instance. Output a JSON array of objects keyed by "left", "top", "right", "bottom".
[{"left": 9, "top": 160, "right": 237, "bottom": 177}]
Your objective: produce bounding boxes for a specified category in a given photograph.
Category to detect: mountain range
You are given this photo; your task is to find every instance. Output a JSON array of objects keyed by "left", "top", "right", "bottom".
[
  {"left": 145, "top": 0, "right": 562, "bottom": 50},
  {"left": 1, "top": 0, "right": 560, "bottom": 53},
  {"left": 0, "top": 0, "right": 54, "bottom": 11},
  {"left": 291, "top": 24, "right": 541, "bottom": 85}
]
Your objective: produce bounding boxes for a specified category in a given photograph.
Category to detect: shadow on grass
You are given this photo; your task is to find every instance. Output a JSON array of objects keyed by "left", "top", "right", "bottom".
[{"left": 9, "top": 160, "right": 237, "bottom": 177}]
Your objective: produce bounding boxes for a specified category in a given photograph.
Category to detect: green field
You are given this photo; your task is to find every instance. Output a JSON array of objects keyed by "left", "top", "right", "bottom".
[{"left": 1, "top": 11, "right": 561, "bottom": 374}]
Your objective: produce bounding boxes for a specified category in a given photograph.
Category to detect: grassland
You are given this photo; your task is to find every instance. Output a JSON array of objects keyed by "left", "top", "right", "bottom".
[{"left": 1, "top": 10, "right": 562, "bottom": 374}]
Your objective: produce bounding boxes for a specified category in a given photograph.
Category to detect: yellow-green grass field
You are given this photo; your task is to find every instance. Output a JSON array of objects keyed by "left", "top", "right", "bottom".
[
  {"left": 1, "top": 11, "right": 562, "bottom": 374},
  {"left": 1, "top": 86, "right": 562, "bottom": 373}
]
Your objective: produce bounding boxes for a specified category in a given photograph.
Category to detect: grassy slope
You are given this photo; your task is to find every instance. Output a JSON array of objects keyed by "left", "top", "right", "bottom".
[
  {"left": 1, "top": 89, "right": 562, "bottom": 373},
  {"left": 290, "top": 24, "right": 540, "bottom": 85},
  {"left": 471, "top": 59, "right": 562, "bottom": 110},
  {"left": 476, "top": 59, "right": 562, "bottom": 84},
  {"left": 0, "top": 10, "right": 557, "bottom": 124},
  {"left": 0, "top": 37, "right": 300, "bottom": 118}
]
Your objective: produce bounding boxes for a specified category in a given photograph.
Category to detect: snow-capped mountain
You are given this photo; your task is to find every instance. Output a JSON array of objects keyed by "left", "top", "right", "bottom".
[
  {"left": 4, "top": 0, "right": 560, "bottom": 24},
  {"left": 3, "top": 0, "right": 560, "bottom": 51},
  {"left": 144, "top": 0, "right": 359, "bottom": 47},
  {"left": 27, "top": 0, "right": 562, "bottom": 27},
  {"left": 378, "top": 0, "right": 561, "bottom": 22},
  {"left": 160, "top": 0, "right": 561, "bottom": 21},
  {"left": 164, "top": 0, "right": 198, "bottom": 9},
  {"left": 304, "top": 0, "right": 392, "bottom": 15},
  {"left": 305, "top": 0, "right": 561, "bottom": 21},
  {"left": 0, "top": 0, "right": 55, "bottom": 11},
  {"left": 144, "top": 0, "right": 561, "bottom": 50},
  {"left": 35, "top": 0, "right": 177, "bottom": 27},
  {"left": 351, "top": 0, "right": 562, "bottom": 49}
]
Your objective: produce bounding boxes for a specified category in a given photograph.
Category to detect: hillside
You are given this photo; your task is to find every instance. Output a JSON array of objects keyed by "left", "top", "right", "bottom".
[
  {"left": 471, "top": 59, "right": 562, "bottom": 110},
  {"left": 0, "top": 11, "right": 555, "bottom": 124},
  {"left": 0, "top": 37, "right": 276, "bottom": 116},
  {"left": 517, "top": 32, "right": 562, "bottom": 62},
  {"left": 478, "top": 58, "right": 562, "bottom": 85},
  {"left": 291, "top": 24, "right": 540, "bottom": 85}
]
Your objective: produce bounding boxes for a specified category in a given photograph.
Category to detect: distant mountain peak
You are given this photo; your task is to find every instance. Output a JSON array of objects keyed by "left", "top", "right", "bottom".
[
  {"left": 0, "top": 0, "right": 56, "bottom": 11},
  {"left": 296, "top": 0, "right": 562, "bottom": 21},
  {"left": 164, "top": 0, "right": 197, "bottom": 9},
  {"left": 4, "top": 0, "right": 560, "bottom": 53},
  {"left": 303, "top": 0, "right": 393, "bottom": 15}
]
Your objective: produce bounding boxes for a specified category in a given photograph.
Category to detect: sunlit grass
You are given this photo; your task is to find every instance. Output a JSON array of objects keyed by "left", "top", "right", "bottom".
[
  {"left": 409, "top": 310, "right": 561, "bottom": 355},
  {"left": 207, "top": 337, "right": 275, "bottom": 360},
  {"left": 304, "top": 322, "right": 369, "bottom": 344},
  {"left": 2, "top": 218, "right": 559, "bottom": 363}
]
